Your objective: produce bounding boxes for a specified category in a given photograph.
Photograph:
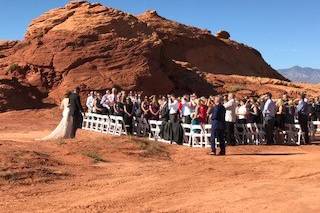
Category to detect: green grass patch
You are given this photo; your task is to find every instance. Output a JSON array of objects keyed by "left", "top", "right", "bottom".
[{"left": 83, "top": 151, "right": 107, "bottom": 163}]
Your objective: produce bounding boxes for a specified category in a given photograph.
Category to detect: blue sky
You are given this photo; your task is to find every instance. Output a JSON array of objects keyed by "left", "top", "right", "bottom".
[{"left": 0, "top": 0, "right": 319, "bottom": 69}]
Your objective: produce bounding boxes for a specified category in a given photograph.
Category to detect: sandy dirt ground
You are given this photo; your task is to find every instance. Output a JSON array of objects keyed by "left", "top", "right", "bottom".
[{"left": 1, "top": 108, "right": 320, "bottom": 213}]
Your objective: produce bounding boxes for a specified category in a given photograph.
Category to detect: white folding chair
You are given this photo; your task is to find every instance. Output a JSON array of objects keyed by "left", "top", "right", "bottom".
[
  {"left": 114, "top": 116, "right": 127, "bottom": 136},
  {"left": 83, "top": 113, "right": 95, "bottom": 130},
  {"left": 245, "top": 123, "right": 259, "bottom": 145},
  {"left": 203, "top": 124, "right": 213, "bottom": 148},
  {"left": 191, "top": 125, "right": 204, "bottom": 148},
  {"left": 313, "top": 120, "right": 320, "bottom": 133},
  {"left": 234, "top": 123, "right": 246, "bottom": 145},
  {"left": 149, "top": 120, "right": 162, "bottom": 141},
  {"left": 93, "top": 114, "right": 104, "bottom": 132},
  {"left": 309, "top": 121, "right": 316, "bottom": 141},
  {"left": 294, "top": 124, "right": 305, "bottom": 146},
  {"left": 82, "top": 113, "right": 90, "bottom": 130},
  {"left": 101, "top": 115, "right": 111, "bottom": 134},
  {"left": 108, "top": 115, "right": 117, "bottom": 135},
  {"left": 255, "top": 123, "right": 266, "bottom": 145},
  {"left": 181, "top": 124, "right": 192, "bottom": 147},
  {"left": 284, "top": 124, "right": 304, "bottom": 145},
  {"left": 90, "top": 114, "right": 99, "bottom": 132}
]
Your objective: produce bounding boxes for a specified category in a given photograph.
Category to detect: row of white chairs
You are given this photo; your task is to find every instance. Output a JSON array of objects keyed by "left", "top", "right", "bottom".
[
  {"left": 149, "top": 120, "right": 219, "bottom": 148},
  {"left": 82, "top": 113, "right": 128, "bottom": 136},
  {"left": 82, "top": 114, "right": 317, "bottom": 147},
  {"left": 150, "top": 120, "right": 314, "bottom": 147},
  {"left": 235, "top": 122, "right": 315, "bottom": 146}
]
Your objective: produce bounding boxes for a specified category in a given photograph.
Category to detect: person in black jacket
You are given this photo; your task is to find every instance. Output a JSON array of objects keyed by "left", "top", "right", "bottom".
[
  {"left": 69, "top": 87, "right": 84, "bottom": 138},
  {"left": 210, "top": 96, "right": 226, "bottom": 156},
  {"left": 159, "top": 96, "right": 169, "bottom": 122}
]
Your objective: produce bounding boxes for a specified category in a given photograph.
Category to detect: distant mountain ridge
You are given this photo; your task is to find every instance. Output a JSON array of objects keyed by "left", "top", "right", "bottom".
[{"left": 278, "top": 66, "right": 320, "bottom": 83}]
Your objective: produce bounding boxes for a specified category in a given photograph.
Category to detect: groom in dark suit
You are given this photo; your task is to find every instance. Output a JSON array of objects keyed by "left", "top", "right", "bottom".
[
  {"left": 69, "top": 87, "right": 84, "bottom": 138},
  {"left": 210, "top": 96, "right": 226, "bottom": 156}
]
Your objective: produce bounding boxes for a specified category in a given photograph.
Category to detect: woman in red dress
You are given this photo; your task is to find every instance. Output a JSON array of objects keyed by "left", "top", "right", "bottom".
[{"left": 196, "top": 97, "right": 208, "bottom": 124}]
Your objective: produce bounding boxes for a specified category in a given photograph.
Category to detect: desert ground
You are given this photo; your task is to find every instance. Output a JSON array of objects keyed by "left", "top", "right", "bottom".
[{"left": 1, "top": 108, "right": 320, "bottom": 213}]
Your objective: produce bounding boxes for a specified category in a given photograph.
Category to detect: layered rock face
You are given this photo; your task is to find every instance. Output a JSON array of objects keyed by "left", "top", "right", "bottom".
[{"left": 0, "top": 1, "right": 287, "bottom": 110}]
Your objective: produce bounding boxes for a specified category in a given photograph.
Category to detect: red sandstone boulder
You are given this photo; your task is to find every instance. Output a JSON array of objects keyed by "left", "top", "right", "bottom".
[{"left": 216, "top": 30, "right": 230, "bottom": 39}]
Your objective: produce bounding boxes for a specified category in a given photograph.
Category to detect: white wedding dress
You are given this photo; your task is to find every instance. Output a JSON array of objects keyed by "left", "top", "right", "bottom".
[{"left": 41, "top": 98, "right": 73, "bottom": 140}]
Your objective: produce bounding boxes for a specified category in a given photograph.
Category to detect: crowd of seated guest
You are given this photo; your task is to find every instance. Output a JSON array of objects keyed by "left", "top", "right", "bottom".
[{"left": 85, "top": 88, "right": 320, "bottom": 145}]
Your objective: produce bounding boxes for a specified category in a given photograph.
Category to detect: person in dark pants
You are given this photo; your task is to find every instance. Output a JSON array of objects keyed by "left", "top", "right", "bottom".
[
  {"left": 223, "top": 93, "right": 237, "bottom": 146},
  {"left": 262, "top": 93, "right": 276, "bottom": 145},
  {"left": 168, "top": 95, "right": 179, "bottom": 123},
  {"left": 210, "top": 96, "right": 226, "bottom": 155},
  {"left": 297, "top": 94, "right": 310, "bottom": 144},
  {"left": 69, "top": 87, "right": 84, "bottom": 138}
]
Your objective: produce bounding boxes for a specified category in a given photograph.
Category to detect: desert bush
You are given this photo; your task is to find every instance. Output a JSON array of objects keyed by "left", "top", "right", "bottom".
[
  {"left": 228, "top": 84, "right": 245, "bottom": 92},
  {"left": 136, "top": 139, "right": 170, "bottom": 158},
  {"left": 84, "top": 151, "right": 107, "bottom": 163},
  {"left": 7, "top": 63, "right": 20, "bottom": 72}
]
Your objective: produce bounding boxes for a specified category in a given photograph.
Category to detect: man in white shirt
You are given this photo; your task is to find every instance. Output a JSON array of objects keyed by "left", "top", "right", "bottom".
[
  {"left": 181, "top": 95, "right": 193, "bottom": 124},
  {"left": 100, "top": 90, "right": 111, "bottom": 113},
  {"left": 101, "top": 88, "right": 117, "bottom": 114},
  {"left": 262, "top": 92, "right": 276, "bottom": 145},
  {"left": 168, "top": 94, "right": 179, "bottom": 122},
  {"left": 224, "top": 93, "right": 237, "bottom": 145},
  {"left": 86, "top": 91, "right": 95, "bottom": 113}
]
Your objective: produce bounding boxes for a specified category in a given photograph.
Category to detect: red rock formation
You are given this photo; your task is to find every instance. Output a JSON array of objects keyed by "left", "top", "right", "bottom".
[
  {"left": 0, "top": 1, "right": 290, "bottom": 110},
  {"left": 216, "top": 30, "right": 230, "bottom": 39}
]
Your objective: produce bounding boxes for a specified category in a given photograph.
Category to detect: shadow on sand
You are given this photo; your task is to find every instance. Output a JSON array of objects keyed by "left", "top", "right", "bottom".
[{"left": 229, "top": 153, "right": 305, "bottom": 156}]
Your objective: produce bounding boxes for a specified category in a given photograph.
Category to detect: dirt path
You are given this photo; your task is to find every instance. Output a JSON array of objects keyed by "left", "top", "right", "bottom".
[{"left": 1, "top": 109, "right": 320, "bottom": 212}]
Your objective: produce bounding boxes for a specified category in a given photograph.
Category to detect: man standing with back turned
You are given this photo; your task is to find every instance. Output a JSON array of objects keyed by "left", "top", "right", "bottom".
[
  {"left": 210, "top": 96, "right": 226, "bottom": 156},
  {"left": 263, "top": 93, "right": 276, "bottom": 145},
  {"left": 69, "top": 87, "right": 84, "bottom": 138},
  {"left": 224, "top": 93, "right": 237, "bottom": 146},
  {"left": 296, "top": 94, "right": 310, "bottom": 144}
]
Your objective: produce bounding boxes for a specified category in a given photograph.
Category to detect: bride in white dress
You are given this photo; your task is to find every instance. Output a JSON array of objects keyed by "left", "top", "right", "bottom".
[{"left": 40, "top": 92, "right": 73, "bottom": 140}]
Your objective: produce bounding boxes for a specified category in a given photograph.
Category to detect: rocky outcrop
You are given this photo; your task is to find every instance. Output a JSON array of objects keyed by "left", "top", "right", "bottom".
[
  {"left": 0, "top": 1, "right": 288, "bottom": 110},
  {"left": 0, "top": 77, "right": 51, "bottom": 111},
  {"left": 216, "top": 30, "right": 230, "bottom": 39}
]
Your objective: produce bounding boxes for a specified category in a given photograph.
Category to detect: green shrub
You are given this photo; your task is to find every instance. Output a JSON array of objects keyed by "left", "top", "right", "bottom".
[
  {"left": 228, "top": 84, "right": 245, "bottom": 92},
  {"left": 7, "top": 63, "right": 20, "bottom": 72},
  {"left": 83, "top": 151, "right": 107, "bottom": 163}
]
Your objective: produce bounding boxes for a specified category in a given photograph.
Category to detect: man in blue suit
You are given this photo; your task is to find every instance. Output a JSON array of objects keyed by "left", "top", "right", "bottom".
[{"left": 210, "top": 96, "right": 226, "bottom": 155}]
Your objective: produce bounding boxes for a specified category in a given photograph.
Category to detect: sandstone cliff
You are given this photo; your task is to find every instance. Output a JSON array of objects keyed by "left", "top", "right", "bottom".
[{"left": 0, "top": 1, "right": 290, "bottom": 111}]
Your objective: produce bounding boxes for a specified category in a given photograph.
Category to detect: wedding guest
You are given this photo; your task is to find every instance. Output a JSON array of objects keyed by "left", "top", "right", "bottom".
[
  {"left": 284, "top": 100, "right": 295, "bottom": 124},
  {"left": 124, "top": 97, "right": 134, "bottom": 134},
  {"left": 248, "top": 98, "right": 261, "bottom": 124},
  {"left": 297, "top": 94, "right": 310, "bottom": 144},
  {"left": 141, "top": 96, "right": 150, "bottom": 120},
  {"left": 107, "top": 88, "right": 117, "bottom": 114},
  {"left": 276, "top": 99, "right": 285, "bottom": 130},
  {"left": 113, "top": 93, "right": 124, "bottom": 117},
  {"left": 196, "top": 97, "right": 208, "bottom": 124},
  {"left": 149, "top": 95, "right": 160, "bottom": 120},
  {"left": 86, "top": 91, "right": 95, "bottom": 112},
  {"left": 100, "top": 90, "right": 112, "bottom": 114},
  {"left": 314, "top": 97, "right": 320, "bottom": 121},
  {"left": 168, "top": 94, "right": 179, "bottom": 122},
  {"left": 224, "top": 93, "right": 237, "bottom": 146},
  {"left": 132, "top": 97, "right": 142, "bottom": 118},
  {"left": 236, "top": 99, "right": 249, "bottom": 124},
  {"left": 263, "top": 93, "right": 276, "bottom": 145},
  {"left": 181, "top": 95, "right": 193, "bottom": 124},
  {"left": 159, "top": 96, "right": 169, "bottom": 122},
  {"left": 128, "top": 91, "right": 135, "bottom": 102},
  {"left": 206, "top": 97, "right": 215, "bottom": 123},
  {"left": 93, "top": 92, "right": 104, "bottom": 114},
  {"left": 210, "top": 96, "right": 226, "bottom": 155}
]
